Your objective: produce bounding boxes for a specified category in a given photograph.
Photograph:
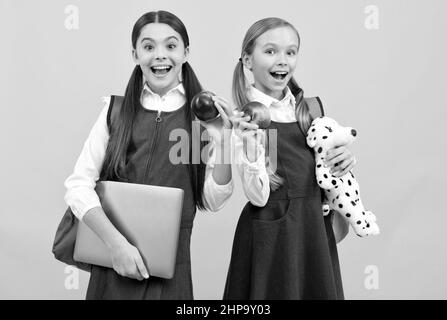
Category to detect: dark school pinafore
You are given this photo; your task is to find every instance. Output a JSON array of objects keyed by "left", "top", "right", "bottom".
[
  {"left": 223, "top": 99, "right": 344, "bottom": 300},
  {"left": 86, "top": 97, "right": 196, "bottom": 300}
]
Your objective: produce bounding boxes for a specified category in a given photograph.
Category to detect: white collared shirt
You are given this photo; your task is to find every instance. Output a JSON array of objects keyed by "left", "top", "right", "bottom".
[
  {"left": 64, "top": 83, "right": 234, "bottom": 220},
  {"left": 233, "top": 86, "right": 297, "bottom": 207},
  {"left": 141, "top": 82, "right": 187, "bottom": 112}
]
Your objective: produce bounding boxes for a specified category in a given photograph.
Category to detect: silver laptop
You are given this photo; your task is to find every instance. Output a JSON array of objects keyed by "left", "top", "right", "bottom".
[{"left": 73, "top": 181, "right": 184, "bottom": 279}]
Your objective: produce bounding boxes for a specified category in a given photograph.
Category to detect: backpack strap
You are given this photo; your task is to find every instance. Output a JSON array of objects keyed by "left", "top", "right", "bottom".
[
  {"left": 304, "top": 96, "right": 324, "bottom": 120},
  {"left": 106, "top": 95, "right": 124, "bottom": 133}
]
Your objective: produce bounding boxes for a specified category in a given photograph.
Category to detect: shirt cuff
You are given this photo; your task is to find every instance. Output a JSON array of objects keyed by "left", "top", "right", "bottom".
[
  {"left": 202, "top": 171, "right": 234, "bottom": 212},
  {"left": 64, "top": 186, "right": 102, "bottom": 221},
  {"left": 237, "top": 144, "right": 266, "bottom": 175}
]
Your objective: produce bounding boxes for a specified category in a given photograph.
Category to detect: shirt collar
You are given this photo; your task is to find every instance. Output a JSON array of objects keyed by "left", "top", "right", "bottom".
[
  {"left": 248, "top": 85, "right": 296, "bottom": 109},
  {"left": 142, "top": 81, "right": 186, "bottom": 99}
]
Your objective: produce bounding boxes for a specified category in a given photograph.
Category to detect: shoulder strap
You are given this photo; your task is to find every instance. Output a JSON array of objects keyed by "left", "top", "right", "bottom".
[
  {"left": 304, "top": 96, "right": 324, "bottom": 120},
  {"left": 106, "top": 95, "right": 124, "bottom": 133}
]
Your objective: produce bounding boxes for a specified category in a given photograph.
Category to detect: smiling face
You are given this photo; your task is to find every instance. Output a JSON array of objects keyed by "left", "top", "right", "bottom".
[
  {"left": 244, "top": 26, "right": 299, "bottom": 100},
  {"left": 133, "top": 23, "right": 188, "bottom": 96}
]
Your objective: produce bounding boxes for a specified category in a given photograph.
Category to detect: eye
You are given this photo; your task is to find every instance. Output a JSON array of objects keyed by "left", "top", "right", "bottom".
[
  {"left": 265, "top": 49, "right": 275, "bottom": 55},
  {"left": 143, "top": 44, "right": 154, "bottom": 51},
  {"left": 167, "top": 43, "right": 177, "bottom": 50},
  {"left": 324, "top": 126, "right": 333, "bottom": 133},
  {"left": 287, "top": 50, "right": 297, "bottom": 56}
]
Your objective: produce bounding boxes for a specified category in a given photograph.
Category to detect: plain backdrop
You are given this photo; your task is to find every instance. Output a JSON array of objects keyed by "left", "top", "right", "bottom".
[{"left": 0, "top": 0, "right": 446, "bottom": 299}]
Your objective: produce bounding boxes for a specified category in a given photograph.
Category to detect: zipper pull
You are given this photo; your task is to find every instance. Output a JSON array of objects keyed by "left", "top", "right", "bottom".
[{"left": 155, "top": 110, "right": 162, "bottom": 123}]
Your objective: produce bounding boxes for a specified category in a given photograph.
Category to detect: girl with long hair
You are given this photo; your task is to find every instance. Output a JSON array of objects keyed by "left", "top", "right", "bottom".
[
  {"left": 224, "top": 17, "right": 354, "bottom": 299},
  {"left": 64, "top": 11, "right": 236, "bottom": 299}
]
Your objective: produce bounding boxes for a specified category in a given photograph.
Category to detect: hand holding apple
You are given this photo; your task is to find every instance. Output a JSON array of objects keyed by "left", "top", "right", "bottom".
[
  {"left": 191, "top": 91, "right": 220, "bottom": 122},
  {"left": 241, "top": 101, "right": 271, "bottom": 129}
]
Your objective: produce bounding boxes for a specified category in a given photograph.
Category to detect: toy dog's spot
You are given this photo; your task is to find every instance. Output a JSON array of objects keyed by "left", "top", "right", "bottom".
[
  {"left": 318, "top": 147, "right": 322, "bottom": 153},
  {"left": 351, "top": 201, "right": 356, "bottom": 206},
  {"left": 348, "top": 180, "right": 352, "bottom": 186},
  {"left": 346, "top": 213, "right": 351, "bottom": 217},
  {"left": 338, "top": 204, "right": 343, "bottom": 209},
  {"left": 331, "top": 180, "right": 336, "bottom": 185},
  {"left": 345, "top": 192, "right": 350, "bottom": 197},
  {"left": 323, "top": 136, "right": 328, "bottom": 139},
  {"left": 324, "top": 174, "right": 328, "bottom": 178}
]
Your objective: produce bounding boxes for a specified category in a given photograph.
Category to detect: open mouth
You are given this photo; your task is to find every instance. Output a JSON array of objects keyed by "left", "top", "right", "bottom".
[
  {"left": 270, "top": 71, "right": 288, "bottom": 81},
  {"left": 150, "top": 65, "right": 173, "bottom": 76}
]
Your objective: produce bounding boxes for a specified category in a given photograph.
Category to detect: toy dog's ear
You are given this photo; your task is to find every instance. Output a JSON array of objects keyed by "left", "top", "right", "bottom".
[{"left": 307, "top": 137, "right": 316, "bottom": 148}]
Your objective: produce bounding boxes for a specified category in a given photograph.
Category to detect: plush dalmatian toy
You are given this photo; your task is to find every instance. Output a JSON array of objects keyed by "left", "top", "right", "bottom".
[{"left": 306, "top": 116, "right": 380, "bottom": 237}]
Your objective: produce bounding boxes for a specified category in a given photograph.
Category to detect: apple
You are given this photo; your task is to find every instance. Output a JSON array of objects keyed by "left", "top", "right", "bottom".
[
  {"left": 191, "top": 91, "right": 220, "bottom": 122},
  {"left": 242, "top": 101, "right": 271, "bottom": 129}
]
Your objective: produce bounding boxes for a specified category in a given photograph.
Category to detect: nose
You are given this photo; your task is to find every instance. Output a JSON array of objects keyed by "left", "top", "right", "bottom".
[
  {"left": 276, "top": 52, "right": 287, "bottom": 65},
  {"left": 155, "top": 47, "right": 167, "bottom": 60},
  {"left": 351, "top": 129, "right": 357, "bottom": 137}
]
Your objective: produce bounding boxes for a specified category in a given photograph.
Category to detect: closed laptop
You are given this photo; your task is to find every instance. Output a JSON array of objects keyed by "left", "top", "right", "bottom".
[{"left": 73, "top": 181, "right": 184, "bottom": 279}]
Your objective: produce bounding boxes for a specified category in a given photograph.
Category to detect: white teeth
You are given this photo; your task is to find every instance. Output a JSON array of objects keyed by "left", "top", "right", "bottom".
[
  {"left": 270, "top": 71, "right": 288, "bottom": 80},
  {"left": 152, "top": 66, "right": 171, "bottom": 70}
]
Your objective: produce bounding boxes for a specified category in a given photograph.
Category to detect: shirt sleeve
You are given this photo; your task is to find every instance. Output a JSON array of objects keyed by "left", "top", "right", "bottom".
[
  {"left": 64, "top": 97, "right": 111, "bottom": 221},
  {"left": 233, "top": 131, "right": 270, "bottom": 207},
  {"left": 202, "top": 138, "right": 234, "bottom": 212}
]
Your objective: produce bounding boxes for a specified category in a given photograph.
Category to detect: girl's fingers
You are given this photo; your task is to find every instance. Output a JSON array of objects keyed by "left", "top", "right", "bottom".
[
  {"left": 213, "top": 101, "right": 229, "bottom": 123},
  {"left": 230, "top": 111, "right": 245, "bottom": 122},
  {"left": 213, "top": 96, "right": 232, "bottom": 116},
  {"left": 124, "top": 263, "right": 142, "bottom": 280},
  {"left": 332, "top": 158, "right": 354, "bottom": 177},
  {"left": 325, "top": 153, "right": 348, "bottom": 171},
  {"left": 212, "top": 95, "right": 230, "bottom": 106},
  {"left": 325, "top": 146, "right": 346, "bottom": 162},
  {"left": 134, "top": 255, "right": 150, "bottom": 280},
  {"left": 325, "top": 147, "right": 353, "bottom": 169},
  {"left": 232, "top": 116, "right": 252, "bottom": 130},
  {"left": 238, "top": 120, "right": 259, "bottom": 131}
]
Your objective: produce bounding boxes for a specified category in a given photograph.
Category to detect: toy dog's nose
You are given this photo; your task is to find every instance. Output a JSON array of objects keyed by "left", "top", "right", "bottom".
[{"left": 351, "top": 129, "right": 357, "bottom": 137}]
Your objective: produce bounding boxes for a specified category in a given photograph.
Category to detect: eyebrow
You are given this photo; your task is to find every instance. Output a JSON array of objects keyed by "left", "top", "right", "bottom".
[
  {"left": 262, "top": 43, "right": 299, "bottom": 49},
  {"left": 140, "top": 36, "right": 180, "bottom": 43}
]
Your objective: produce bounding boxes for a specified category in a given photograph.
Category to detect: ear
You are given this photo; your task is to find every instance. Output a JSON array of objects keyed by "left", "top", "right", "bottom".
[
  {"left": 183, "top": 46, "right": 190, "bottom": 64},
  {"left": 242, "top": 52, "right": 252, "bottom": 70},
  {"left": 307, "top": 138, "right": 316, "bottom": 148},
  {"left": 132, "top": 49, "right": 138, "bottom": 64}
]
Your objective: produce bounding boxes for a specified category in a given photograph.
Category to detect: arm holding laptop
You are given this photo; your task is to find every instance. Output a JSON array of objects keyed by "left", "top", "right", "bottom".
[{"left": 83, "top": 207, "right": 149, "bottom": 280}]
